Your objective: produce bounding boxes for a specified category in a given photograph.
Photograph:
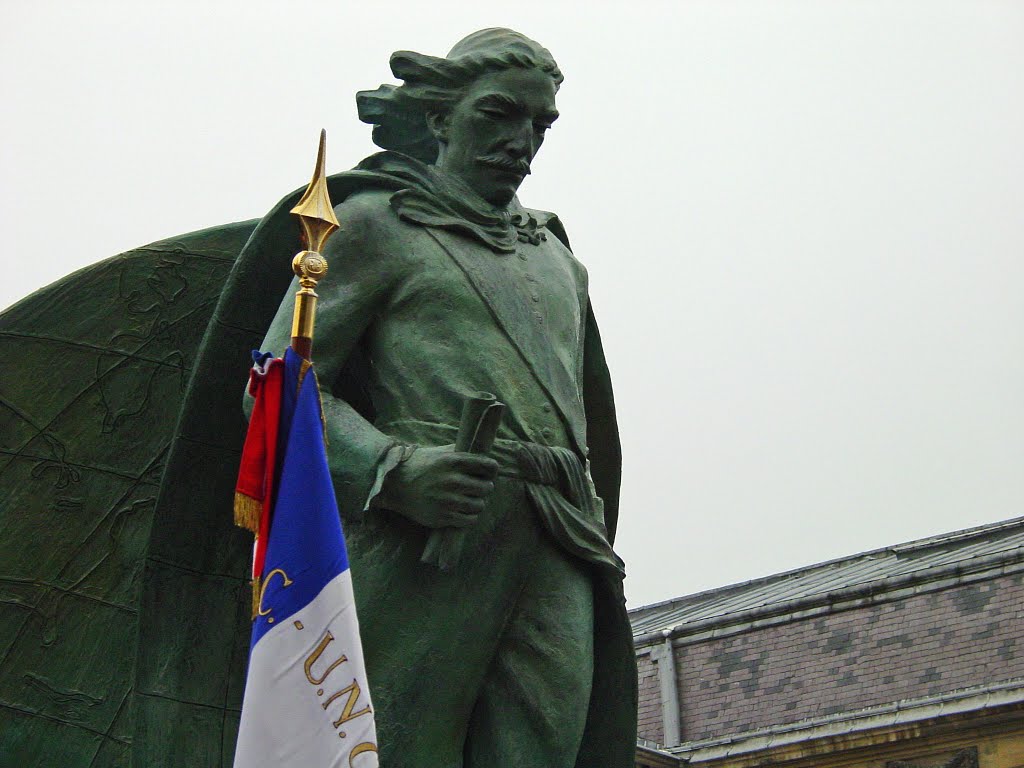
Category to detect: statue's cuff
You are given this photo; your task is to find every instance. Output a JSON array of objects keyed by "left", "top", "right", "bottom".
[{"left": 361, "top": 442, "right": 416, "bottom": 512}]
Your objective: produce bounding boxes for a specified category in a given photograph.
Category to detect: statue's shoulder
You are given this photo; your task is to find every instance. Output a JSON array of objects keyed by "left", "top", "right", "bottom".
[
  {"left": 525, "top": 206, "right": 572, "bottom": 251},
  {"left": 334, "top": 188, "right": 397, "bottom": 229},
  {"left": 330, "top": 189, "right": 410, "bottom": 259},
  {"left": 527, "top": 206, "right": 589, "bottom": 280}
]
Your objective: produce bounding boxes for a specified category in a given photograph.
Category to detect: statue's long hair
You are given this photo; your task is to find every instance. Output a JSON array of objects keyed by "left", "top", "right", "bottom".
[{"left": 357, "top": 28, "right": 563, "bottom": 164}]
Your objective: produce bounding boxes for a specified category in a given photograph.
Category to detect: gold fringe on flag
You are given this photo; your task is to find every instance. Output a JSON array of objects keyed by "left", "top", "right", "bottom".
[{"left": 234, "top": 491, "right": 262, "bottom": 534}]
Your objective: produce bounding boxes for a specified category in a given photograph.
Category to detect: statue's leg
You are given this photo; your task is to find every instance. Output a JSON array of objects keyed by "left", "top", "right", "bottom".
[
  {"left": 463, "top": 533, "right": 595, "bottom": 768},
  {"left": 343, "top": 476, "right": 539, "bottom": 768}
]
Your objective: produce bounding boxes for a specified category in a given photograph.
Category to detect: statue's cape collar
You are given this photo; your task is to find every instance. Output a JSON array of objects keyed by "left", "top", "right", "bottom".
[{"left": 343, "top": 151, "right": 555, "bottom": 254}]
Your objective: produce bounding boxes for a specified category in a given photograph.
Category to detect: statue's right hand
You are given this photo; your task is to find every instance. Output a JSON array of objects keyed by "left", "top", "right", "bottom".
[{"left": 374, "top": 445, "right": 499, "bottom": 529}]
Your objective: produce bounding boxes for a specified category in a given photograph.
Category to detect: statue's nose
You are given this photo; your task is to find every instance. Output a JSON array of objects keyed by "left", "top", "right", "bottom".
[{"left": 505, "top": 139, "right": 528, "bottom": 159}]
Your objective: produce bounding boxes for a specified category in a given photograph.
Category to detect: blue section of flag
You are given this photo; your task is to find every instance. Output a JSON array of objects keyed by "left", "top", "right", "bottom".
[
  {"left": 274, "top": 348, "right": 302, "bottom": 466},
  {"left": 251, "top": 347, "right": 350, "bottom": 648}
]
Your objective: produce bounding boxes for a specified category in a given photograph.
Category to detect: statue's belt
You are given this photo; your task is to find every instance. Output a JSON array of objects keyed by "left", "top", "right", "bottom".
[
  {"left": 379, "top": 421, "right": 625, "bottom": 577},
  {"left": 512, "top": 440, "right": 625, "bottom": 578}
]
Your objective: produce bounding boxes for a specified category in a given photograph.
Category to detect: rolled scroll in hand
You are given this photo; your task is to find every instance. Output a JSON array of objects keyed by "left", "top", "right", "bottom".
[{"left": 420, "top": 393, "right": 505, "bottom": 570}]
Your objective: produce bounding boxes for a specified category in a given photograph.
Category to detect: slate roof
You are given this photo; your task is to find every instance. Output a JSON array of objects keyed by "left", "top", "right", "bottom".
[{"left": 629, "top": 516, "right": 1024, "bottom": 642}]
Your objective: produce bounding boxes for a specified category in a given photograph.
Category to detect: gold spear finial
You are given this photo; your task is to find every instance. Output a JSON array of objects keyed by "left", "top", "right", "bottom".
[
  {"left": 290, "top": 129, "right": 340, "bottom": 252},
  {"left": 289, "top": 129, "right": 339, "bottom": 360}
]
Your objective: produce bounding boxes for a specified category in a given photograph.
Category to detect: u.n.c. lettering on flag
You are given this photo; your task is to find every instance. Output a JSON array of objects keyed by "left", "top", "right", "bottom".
[{"left": 231, "top": 132, "right": 379, "bottom": 768}]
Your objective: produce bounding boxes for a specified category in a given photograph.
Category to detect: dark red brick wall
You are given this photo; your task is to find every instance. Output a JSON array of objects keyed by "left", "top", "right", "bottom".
[
  {"left": 637, "top": 652, "right": 663, "bottom": 745},
  {"left": 635, "top": 572, "right": 1024, "bottom": 744}
]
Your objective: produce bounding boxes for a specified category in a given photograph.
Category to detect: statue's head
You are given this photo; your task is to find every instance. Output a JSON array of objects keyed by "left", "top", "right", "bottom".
[{"left": 358, "top": 28, "right": 562, "bottom": 207}]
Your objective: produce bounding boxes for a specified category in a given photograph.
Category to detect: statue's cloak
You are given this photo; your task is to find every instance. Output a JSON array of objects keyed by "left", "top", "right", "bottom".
[{"left": 0, "top": 167, "right": 635, "bottom": 767}]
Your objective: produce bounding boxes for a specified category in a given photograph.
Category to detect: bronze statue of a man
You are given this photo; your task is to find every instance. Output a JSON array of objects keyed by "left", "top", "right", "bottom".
[
  {"left": 257, "top": 28, "right": 636, "bottom": 766},
  {"left": 0, "top": 27, "right": 635, "bottom": 768}
]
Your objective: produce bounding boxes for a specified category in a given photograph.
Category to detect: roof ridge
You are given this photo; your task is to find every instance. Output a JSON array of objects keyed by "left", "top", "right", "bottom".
[
  {"left": 629, "top": 515, "right": 1024, "bottom": 616},
  {"left": 889, "top": 514, "right": 1024, "bottom": 553}
]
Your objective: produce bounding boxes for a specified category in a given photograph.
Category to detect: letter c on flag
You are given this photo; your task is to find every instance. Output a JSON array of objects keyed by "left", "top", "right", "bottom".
[
  {"left": 256, "top": 568, "right": 293, "bottom": 622},
  {"left": 350, "top": 742, "right": 378, "bottom": 766}
]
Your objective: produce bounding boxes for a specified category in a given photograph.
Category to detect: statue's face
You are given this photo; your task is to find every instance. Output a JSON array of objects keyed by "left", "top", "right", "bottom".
[{"left": 435, "top": 66, "right": 559, "bottom": 207}]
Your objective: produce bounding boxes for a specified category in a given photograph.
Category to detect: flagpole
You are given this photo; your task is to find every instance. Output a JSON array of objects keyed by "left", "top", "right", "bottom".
[
  {"left": 233, "top": 131, "right": 340, "bottom": 613},
  {"left": 289, "top": 129, "right": 340, "bottom": 360}
]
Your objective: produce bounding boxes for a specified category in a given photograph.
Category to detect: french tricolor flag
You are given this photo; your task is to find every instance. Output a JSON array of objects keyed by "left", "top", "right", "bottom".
[{"left": 232, "top": 348, "right": 378, "bottom": 767}]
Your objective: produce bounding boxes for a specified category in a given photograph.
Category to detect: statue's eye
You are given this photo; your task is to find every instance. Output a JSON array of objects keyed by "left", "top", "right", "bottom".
[{"left": 479, "top": 106, "right": 508, "bottom": 119}]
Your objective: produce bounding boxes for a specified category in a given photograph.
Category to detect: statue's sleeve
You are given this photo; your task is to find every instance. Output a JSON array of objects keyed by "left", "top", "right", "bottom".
[
  {"left": 582, "top": 301, "right": 623, "bottom": 545},
  {"left": 547, "top": 213, "right": 624, "bottom": 546},
  {"left": 258, "top": 197, "right": 403, "bottom": 519}
]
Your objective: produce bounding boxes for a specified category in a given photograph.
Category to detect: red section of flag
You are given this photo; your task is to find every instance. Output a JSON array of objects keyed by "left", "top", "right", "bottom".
[{"left": 235, "top": 357, "right": 284, "bottom": 580}]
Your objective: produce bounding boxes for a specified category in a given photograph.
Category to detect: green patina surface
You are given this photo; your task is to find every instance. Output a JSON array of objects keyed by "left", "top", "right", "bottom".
[{"left": 0, "top": 222, "right": 257, "bottom": 766}]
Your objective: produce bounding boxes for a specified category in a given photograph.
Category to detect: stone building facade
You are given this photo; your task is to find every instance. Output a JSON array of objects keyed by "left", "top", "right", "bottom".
[{"left": 631, "top": 517, "right": 1024, "bottom": 767}]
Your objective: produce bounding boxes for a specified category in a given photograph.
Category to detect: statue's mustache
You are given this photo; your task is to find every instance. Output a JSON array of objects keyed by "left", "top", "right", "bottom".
[{"left": 476, "top": 154, "right": 531, "bottom": 176}]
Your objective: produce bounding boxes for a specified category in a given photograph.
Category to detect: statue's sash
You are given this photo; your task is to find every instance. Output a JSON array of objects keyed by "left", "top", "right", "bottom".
[{"left": 424, "top": 227, "right": 588, "bottom": 456}]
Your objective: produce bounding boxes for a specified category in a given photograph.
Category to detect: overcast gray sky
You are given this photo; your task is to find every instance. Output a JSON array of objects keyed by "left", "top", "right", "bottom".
[{"left": 2, "top": 1, "right": 1023, "bottom": 608}]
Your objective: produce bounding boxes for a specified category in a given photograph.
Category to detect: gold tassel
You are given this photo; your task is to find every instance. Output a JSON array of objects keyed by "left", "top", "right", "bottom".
[
  {"left": 251, "top": 576, "right": 262, "bottom": 621},
  {"left": 234, "top": 492, "right": 262, "bottom": 534}
]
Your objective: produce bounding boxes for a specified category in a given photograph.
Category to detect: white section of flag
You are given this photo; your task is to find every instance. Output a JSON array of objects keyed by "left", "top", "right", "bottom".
[{"left": 233, "top": 570, "right": 379, "bottom": 768}]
